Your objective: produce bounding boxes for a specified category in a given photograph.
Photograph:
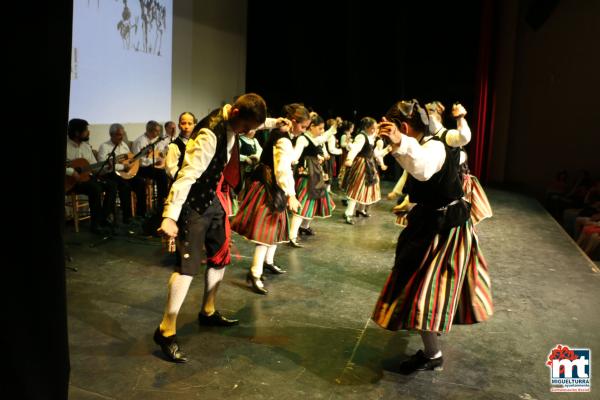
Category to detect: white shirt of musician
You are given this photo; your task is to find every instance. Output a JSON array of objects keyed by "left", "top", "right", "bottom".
[
  {"left": 66, "top": 138, "right": 96, "bottom": 176},
  {"left": 97, "top": 140, "right": 131, "bottom": 172},
  {"left": 132, "top": 133, "right": 167, "bottom": 167}
]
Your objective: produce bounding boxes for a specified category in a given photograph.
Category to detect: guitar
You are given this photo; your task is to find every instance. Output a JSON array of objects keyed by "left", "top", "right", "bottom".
[
  {"left": 117, "top": 147, "right": 165, "bottom": 179},
  {"left": 65, "top": 156, "right": 118, "bottom": 192}
]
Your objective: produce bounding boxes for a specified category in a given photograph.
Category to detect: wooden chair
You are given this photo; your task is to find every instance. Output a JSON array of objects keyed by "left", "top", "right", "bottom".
[{"left": 65, "top": 193, "right": 91, "bottom": 233}]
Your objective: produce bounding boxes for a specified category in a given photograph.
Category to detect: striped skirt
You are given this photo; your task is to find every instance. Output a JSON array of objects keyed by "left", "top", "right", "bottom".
[
  {"left": 345, "top": 157, "right": 381, "bottom": 205},
  {"left": 463, "top": 174, "right": 493, "bottom": 225},
  {"left": 221, "top": 189, "right": 238, "bottom": 217},
  {"left": 294, "top": 176, "right": 336, "bottom": 219},
  {"left": 372, "top": 219, "right": 493, "bottom": 333},
  {"left": 230, "top": 181, "right": 289, "bottom": 245}
]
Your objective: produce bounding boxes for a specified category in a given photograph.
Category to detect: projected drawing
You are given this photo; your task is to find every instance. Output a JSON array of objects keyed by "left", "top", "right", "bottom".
[
  {"left": 70, "top": 0, "right": 172, "bottom": 124},
  {"left": 116, "top": 0, "right": 167, "bottom": 55},
  {"left": 84, "top": 0, "right": 168, "bottom": 56}
]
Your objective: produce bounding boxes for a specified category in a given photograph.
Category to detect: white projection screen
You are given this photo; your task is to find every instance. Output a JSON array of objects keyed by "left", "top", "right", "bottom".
[{"left": 69, "top": 0, "right": 173, "bottom": 124}]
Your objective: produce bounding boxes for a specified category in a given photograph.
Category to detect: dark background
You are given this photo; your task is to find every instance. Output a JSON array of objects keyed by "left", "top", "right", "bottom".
[{"left": 247, "top": 1, "right": 482, "bottom": 124}]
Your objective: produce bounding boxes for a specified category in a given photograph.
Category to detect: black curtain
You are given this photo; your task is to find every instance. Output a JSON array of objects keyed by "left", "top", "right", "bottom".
[
  {"left": 10, "top": 2, "right": 72, "bottom": 399},
  {"left": 247, "top": 1, "right": 481, "bottom": 123}
]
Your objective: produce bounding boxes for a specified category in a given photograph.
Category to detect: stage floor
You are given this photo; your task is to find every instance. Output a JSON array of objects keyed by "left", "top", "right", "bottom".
[{"left": 65, "top": 186, "right": 599, "bottom": 399}]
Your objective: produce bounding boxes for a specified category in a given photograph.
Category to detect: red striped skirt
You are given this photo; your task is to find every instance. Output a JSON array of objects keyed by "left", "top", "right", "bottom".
[
  {"left": 463, "top": 174, "right": 493, "bottom": 225},
  {"left": 344, "top": 157, "right": 381, "bottom": 205},
  {"left": 230, "top": 181, "right": 289, "bottom": 245},
  {"left": 294, "top": 176, "right": 335, "bottom": 219},
  {"left": 372, "top": 219, "right": 493, "bottom": 333}
]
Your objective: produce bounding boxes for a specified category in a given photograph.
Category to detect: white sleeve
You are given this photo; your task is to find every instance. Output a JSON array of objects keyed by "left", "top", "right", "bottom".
[
  {"left": 459, "top": 149, "right": 468, "bottom": 165},
  {"left": 392, "top": 136, "right": 446, "bottom": 181},
  {"left": 310, "top": 126, "right": 336, "bottom": 146},
  {"left": 97, "top": 143, "right": 110, "bottom": 162},
  {"left": 162, "top": 129, "right": 217, "bottom": 220},
  {"left": 346, "top": 134, "right": 366, "bottom": 162},
  {"left": 444, "top": 117, "right": 472, "bottom": 147},
  {"left": 256, "top": 117, "right": 278, "bottom": 131},
  {"left": 164, "top": 143, "right": 181, "bottom": 179},
  {"left": 133, "top": 137, "right": 152, "bottom": 167},
  {"left": 327, "top": 135, "right": 342, "bottom": 155},
  {"left": 292, "top": 135, "right": 309, "bottom": 162},
  {"left": 131, "top": 137, "right": 142, "bottom": 154},
  {"left": 274, "top": 138, "right": 296, "bottom": 196}
]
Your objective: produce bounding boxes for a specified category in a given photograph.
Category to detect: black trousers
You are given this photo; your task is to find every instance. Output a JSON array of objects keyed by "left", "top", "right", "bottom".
[
  {"left": 175, "top": 199, "right": 227, "bottom": 276},
  {"left": 104, "top": 174, "right": 146, "bottom": 222},
  {"left": 71, "top": 178, "right": 117, "bottom": 228}
]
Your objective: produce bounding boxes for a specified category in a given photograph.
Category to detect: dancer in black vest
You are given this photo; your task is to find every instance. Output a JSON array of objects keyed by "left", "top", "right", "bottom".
[
  {"left": 153, "top": 94, "right": 267, "bottom": 363},
  {"left": 372, "top": 100, "right": 493, "bottom": 374},
  {"left": 342, "top": 117, "right": 382, "bottom": 224},
  {"left": 232, "top": 103, "right": 308, "bottom": 294},
  {"left": 238, "top": 129, "right": 263, "bottom": 199},
  {"left": 288, "top": 114, "right": 336, "bottom": 246},
  {"left": 164, "top": 111, "right": 196, "bottom": 181}
]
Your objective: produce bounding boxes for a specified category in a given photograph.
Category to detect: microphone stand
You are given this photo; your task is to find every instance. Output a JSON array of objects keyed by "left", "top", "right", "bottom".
[
  {"left": 89, "top": 142, "right": 120, "bottom": 248},
  {"left": 146, "top": 135, "right": 169, "bottom": 211}
]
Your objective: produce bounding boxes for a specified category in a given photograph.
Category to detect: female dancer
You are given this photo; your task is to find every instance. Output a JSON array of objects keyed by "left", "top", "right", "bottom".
[
  {"left": 288, "top": 114, "right": 336, "bottom": 245},
  {"left": 372, "top": 99, "right": 493, "bottom": 374},
  {"left": 343, "top": 117, "right": 381, "bottom": 224},
  {"left": 231, "top": 104, "right": 309, "bottom": 294}
]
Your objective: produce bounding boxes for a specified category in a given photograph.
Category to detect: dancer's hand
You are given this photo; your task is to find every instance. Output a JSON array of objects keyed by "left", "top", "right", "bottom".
[
  {"left": 378, "top": 118, "right": 402, "bottom": 146},
  {"left": 275, "top": 118, "right": 292, "bottom": 132},
  {"left": 158, "top": 217, "right": 178, "bottom": 238},
  {"left": 344, "top": 158, "right": 353, "bottom": 167},
  {"left": 287, "top": 195, "right": 301, "bottom": 212},
  {"left": 452, "top": 103, "right": 467, "bottom": 119}
]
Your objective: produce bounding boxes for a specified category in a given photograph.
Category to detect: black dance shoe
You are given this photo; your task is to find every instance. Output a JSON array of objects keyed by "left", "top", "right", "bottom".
[
  {"left": 198, "top": 310, "right": 239, "bottom": 327},
  {"left": 299, "top": 227, "right": 316, "bottom": 236},
  {"left": 399, "top": 350, "right": 443, "bottom": 374},
  {"left": 341, "top": 199, "right": 348, "bottom": 206},
  {"left": 246, "top": 272, "right": 268, "bottom": 295},
  {"left": 264, "top": 262, "right": 286, "bottom": 274},
  {"left": 153, "top": 328, "right": 188, "bottom": 363},
  {"left": 344, "top": 215, "right": 355, "bottom": 225},
  {"left": 356, "top": 210, "right": 371, "bottom": 218},
  {"left": 288, "top": 238, "right": 304, "bottom": 248}
]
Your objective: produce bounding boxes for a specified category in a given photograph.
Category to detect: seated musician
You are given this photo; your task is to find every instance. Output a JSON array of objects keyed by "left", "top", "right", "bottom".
[
  {"left": 65, "top": 118, "right": 117, "bottom": 234},
  {"left": 132, "top": 120, "right": 169, "bottom": 215},
  {"left": 97, "top": 123, "right": 146, "bottom": 224}
]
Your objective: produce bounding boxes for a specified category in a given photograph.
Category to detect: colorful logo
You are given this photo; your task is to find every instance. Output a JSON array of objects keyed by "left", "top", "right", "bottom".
[{"left": 546, "top": 344, "right": 591, "bottom": 392}]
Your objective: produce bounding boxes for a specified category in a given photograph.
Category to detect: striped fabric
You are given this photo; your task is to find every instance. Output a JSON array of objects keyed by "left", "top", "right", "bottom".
[
  {"left": 345, "top": 157, "right": 381, "bottom": 205},
  {"left": 372, "top": 219, "right": 493, "bottom": 333},
  {"left": 294, "top": 176, "right": 336, "bottom": 219},
  {"left": 463, "top": 174, "right": 493, "bottom": 225},
  {"left": 337, "top": 165, "right": 348, "bottom": 189},
  {"left": 230, "top": 181, "right": 289, "bottom": 245},
  {"left": 453, "top": 232, "right": 494, "bottom": 324},
  {"left": 221, "top": 189, "right": 237, "bottom": 217}
]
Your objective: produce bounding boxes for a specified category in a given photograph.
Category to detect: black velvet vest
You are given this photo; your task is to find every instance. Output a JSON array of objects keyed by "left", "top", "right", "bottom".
[
  {"left": 356, "top": 131, "right": 375, "bottom": 159},
  {"left": 185, "top": 108, "right": 229, "bottom": 215},
  {"left": 239, "top": 137, "right": 257, "bottom": 157},
  {"left": 405, "top": 135, "right": 464, "bottom": 208}
]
